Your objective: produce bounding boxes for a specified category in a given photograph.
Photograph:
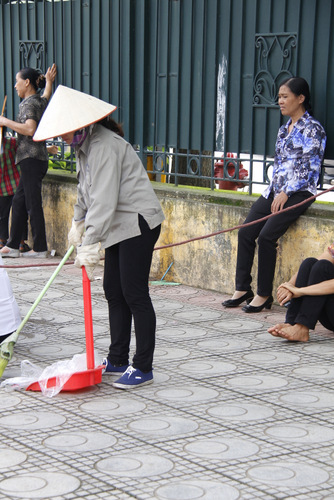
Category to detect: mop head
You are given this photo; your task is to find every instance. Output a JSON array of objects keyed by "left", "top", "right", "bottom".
[{"left": 0, "top": 331, "right": 20, "bottom": 377}]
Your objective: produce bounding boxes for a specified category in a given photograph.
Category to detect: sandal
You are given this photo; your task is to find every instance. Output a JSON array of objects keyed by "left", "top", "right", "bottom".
[
  {"left": 0, "top": 239, "right": 7, "bottom": 250},
  {"left": 19, "top": 242, "right": 31, "bottom": 253}
]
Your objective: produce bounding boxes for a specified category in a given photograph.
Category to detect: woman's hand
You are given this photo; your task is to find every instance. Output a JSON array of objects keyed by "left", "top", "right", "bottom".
[
  {"left": 271, "top": 192, "right": 288, "bottom": 213},
  {"left": 276, "top": 284, "right": 293, "bottom": 305},
  {"left": 74, "top": 242, "right": 101, "bottom": 281},
  {"left": 277, "top": 282, "right": 303, "bottom": 305},
  {"left": 43, "top": 64, "right": 57, "bottom": 101},
  {"left": 45, "top": 64, "right": 57, "bottom": 84},
  {"left": 47, "top": 144, "right": 59, "bottom": 155}
]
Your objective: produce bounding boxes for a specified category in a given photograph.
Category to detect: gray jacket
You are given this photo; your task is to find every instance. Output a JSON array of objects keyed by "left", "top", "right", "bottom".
[{"left": 73, "top": 124, "right": 165, "bottom": 248}]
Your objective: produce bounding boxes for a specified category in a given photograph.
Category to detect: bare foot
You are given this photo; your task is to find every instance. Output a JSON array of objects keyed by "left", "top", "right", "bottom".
[
  {"left": 268, "top": 323, "right": 291, "bottom": 336},
  {"left": 1, "top": 246, "right": 11, "bottom": 254},
  {"left": 0, "top": 246, "right": 20, "bottom": 258},
  {"left": 274, "top": 323, "right": 309, "bottom": 342}
]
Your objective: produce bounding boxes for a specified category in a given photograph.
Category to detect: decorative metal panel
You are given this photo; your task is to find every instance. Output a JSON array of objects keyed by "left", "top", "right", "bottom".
[
  {"left": 19, "top": 41, "right": 45, "bottom": 70},
  {"left": 253, "top": 33, "right": 297, "bottom": 106}
]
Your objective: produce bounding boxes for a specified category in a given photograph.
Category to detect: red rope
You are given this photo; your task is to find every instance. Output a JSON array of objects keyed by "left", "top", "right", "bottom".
[
  {"left": 1, "top": 185, "right": 334, "bottom": 269},
  {"left": 0, "top": 261, "right": 74, "bottom": 269},
  {"left": 154, "top": 185, "right": 334, "bottom": 250}
]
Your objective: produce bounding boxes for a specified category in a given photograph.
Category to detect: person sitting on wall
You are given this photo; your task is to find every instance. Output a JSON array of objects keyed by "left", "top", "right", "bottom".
[{"left": 222, "top": 77, "right": 326, "bottom": 313}]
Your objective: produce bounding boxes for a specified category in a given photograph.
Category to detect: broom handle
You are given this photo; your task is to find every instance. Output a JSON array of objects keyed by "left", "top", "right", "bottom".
[
  {"left": 0, "top": 95, "right": 7, "bottom": 152},
  {"left": 82, "top": 267, "right": 95, "bottom": 369},
  {"left": 14, "top": 246, "right": 75, "bottom": 338},
  {"left": 1, "top": 95, "right": 7, "bottom": 116}
]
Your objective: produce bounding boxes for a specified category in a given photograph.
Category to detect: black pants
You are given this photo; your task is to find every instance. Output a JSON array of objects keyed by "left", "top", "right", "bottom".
[
  {"left": 103, "top": 215, "right": 161, "bottom": 372},
  {"left": 286, "top": 257, "right": 334, "bottom": 331},
  {"left": 0, "top": 195, "right": 28, "bottom": 242},
  {"left": 235, "top": 191, "right": 314, "bottom": 296},
  {"left": 7, "top": 158, "right": 48, "bottom": 252},
  {"left": 0, "top": 196, "right": 14, "bottom": 241}
]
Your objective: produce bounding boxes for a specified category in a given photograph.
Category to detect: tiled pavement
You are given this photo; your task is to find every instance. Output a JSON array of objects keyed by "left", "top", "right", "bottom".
[{"left": 0, "top": 257, "right": 334, "bottom": 499}]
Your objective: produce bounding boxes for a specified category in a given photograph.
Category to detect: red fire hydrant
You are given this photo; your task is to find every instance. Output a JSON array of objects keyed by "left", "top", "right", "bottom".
[{"left": 214, "top": 153, "right": 248, "bottom": 190}]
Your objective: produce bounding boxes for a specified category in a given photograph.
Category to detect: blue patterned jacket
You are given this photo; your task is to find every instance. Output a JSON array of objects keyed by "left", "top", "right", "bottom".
[{"left": 263, "top": 111, "right": 326, "bottom": 198}]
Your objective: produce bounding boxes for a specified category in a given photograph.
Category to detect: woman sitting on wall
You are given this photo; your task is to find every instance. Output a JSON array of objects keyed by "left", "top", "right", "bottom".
[{"left": 222, "top": 77, "right": 326, "bottom": 313}]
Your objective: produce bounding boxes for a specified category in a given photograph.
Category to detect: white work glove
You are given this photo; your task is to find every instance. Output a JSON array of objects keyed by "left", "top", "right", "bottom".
[
  {"left": 74, "top": 243, "right": 101, "bottom": 281},
  {"left": 68, "top": 219, "right": 85, "bottom": 248}
]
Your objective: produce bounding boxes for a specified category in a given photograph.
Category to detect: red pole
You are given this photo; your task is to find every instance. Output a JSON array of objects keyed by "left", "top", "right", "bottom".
[{"left": 82, "top": 267, "right": 95, "bottom": 369}]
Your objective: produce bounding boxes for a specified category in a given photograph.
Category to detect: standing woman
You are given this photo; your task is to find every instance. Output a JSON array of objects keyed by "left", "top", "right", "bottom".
[
  {"left": 223, "top": 77, "right": 326, "bottom": 312},
  {"left": 33, "top": 85, "right": 165, "bottom": 389},
  {"left": 0, "top": 64, "right": 57, "bottom": 258}
]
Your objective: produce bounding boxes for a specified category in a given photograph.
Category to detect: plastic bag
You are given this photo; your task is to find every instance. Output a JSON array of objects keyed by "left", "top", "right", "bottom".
[{"left": 1, "top": 351, "right": 101, "bottom": 397}]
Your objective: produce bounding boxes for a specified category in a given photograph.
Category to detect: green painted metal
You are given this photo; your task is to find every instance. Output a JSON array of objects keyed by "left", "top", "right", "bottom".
[{"left": 0, "top": 0, "right": 333, "bottom": 190}]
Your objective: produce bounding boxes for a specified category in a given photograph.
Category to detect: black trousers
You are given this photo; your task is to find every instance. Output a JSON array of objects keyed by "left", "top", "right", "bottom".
[
  {"left": 103, "top": 215, "right": 161, "bottom": 372},
  {"left": 235, "top": 191, "right": 314, "bottom": 296},
  {"left": 7, "top": 158, "right": 48, "bottom": 252},
  {"left": 0, "top": 195, "right": 28, "bottom": 242},
  {"left": 286, "top": 257, "right": 334, "bottom": 331},
  {"left": 0, "top": 196, "right": 14, "bottom": 241}
]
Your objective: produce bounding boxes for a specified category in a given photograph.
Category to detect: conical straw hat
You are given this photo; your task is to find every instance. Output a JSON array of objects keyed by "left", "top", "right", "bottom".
[{"left": 33, "top": 85, "right": 117, "bottom": 141}]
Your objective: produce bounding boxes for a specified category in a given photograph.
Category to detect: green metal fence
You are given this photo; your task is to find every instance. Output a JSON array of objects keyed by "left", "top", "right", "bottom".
[{"left": 1, "top": 0, "right": 333, "bottom": 192}]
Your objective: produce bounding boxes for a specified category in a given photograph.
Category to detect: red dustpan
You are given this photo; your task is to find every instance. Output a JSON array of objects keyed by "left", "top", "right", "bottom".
[{"left": 27, "top": 266, "right": 103, "bottom": 392}]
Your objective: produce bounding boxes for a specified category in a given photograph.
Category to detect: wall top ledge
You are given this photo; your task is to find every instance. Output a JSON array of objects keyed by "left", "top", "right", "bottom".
[
  {"left": 151, "top": 182, "right": 334, "bottom": 219},
  {"left": 45, "top": 172, "right": 334, "bottom": 219}
]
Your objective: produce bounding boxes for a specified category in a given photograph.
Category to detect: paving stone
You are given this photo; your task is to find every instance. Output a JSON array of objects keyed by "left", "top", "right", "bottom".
[{"left": 0, "top": 260, "right": 333, "bottom": 498}]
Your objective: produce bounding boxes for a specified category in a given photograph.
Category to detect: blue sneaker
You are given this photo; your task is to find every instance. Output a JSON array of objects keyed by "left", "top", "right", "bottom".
[
  {"left": 112, "top": 366, "right": 153, "bottom": 389},
  {"left": 101, "top": 358, "right": 129, "bottom": 375}
]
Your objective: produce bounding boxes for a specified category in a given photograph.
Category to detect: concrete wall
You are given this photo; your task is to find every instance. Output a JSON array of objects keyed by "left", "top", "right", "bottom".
[{"left": 43, "top": 172, "right": 334, "bottom": 296}]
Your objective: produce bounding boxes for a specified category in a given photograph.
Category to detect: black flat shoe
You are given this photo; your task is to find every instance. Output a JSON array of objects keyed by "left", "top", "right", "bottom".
[
  {"left": 222, "top": 290, "right": 254, "bottom": 308},
  {"left": 242, "top": 295, "right": 273, "bottom": 313}
]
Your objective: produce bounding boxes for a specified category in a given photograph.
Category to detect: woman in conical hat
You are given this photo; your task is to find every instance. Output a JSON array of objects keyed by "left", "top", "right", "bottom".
[{"left": 34, "top": 85, "right": 165, "bottom": 390}]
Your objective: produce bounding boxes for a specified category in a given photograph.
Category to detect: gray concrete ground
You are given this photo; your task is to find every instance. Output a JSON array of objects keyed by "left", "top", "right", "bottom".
[{"left": 0, "top": 256, "right": 334, "bottom": 499}]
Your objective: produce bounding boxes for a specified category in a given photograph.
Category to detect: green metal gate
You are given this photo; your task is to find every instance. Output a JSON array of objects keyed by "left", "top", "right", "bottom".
[{"left": 1, "top": 0, "right": 333, "bottom": 190}]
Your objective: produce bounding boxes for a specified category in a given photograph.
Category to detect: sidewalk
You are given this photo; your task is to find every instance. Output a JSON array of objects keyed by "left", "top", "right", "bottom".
[{"left": 0, "top": 257, "right": 334, "bottom": 499}]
